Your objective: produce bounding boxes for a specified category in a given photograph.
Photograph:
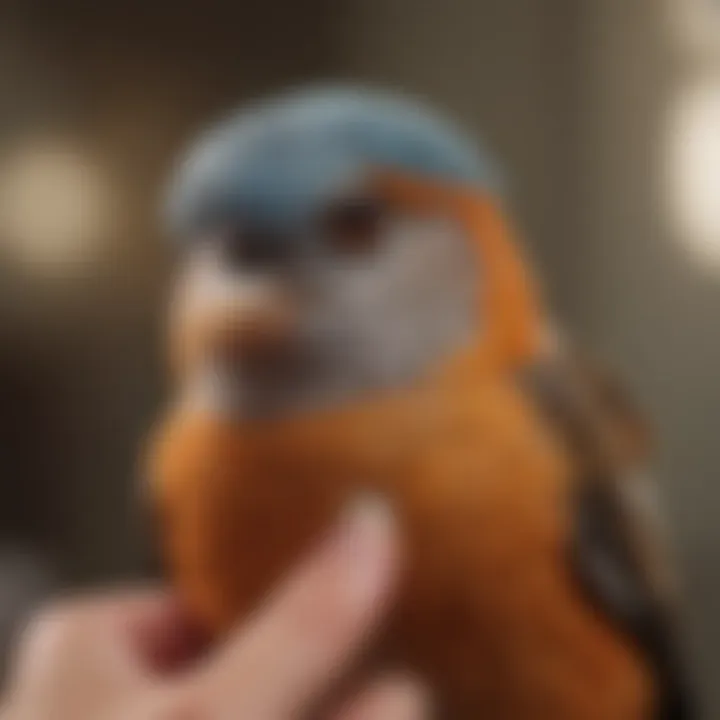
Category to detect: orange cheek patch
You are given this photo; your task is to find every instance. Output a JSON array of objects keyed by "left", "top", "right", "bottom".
[{"left": 371, "top": 170, "right": 546, "bottom": 371}]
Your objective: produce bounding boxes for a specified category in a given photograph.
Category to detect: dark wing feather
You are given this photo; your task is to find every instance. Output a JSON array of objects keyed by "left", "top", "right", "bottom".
[{"left": 522, "top": 352, "right": 695, "bottom": 720}]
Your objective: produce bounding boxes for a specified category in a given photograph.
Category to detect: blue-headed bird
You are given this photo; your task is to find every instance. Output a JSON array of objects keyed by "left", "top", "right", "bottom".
[{"left": 147, "top": 87, "right": 693, "bottom": 719}]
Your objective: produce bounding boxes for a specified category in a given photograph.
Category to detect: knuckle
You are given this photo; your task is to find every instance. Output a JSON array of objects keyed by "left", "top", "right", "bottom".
[
  {"left": 22, "top": 601, "right": 85, "bottom": 652},
  {"left": 10, "top": 601, "right": 91, "bottom": 687}
]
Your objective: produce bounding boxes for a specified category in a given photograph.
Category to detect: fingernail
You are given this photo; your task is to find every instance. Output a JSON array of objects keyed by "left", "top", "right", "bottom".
[{"left": 335, "top": 494, "right": 398, "bottom": 610}]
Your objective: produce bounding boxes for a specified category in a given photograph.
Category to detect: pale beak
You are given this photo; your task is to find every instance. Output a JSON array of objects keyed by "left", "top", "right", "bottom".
[{"left": 170, "top": 272, "right": 296, "bottom": 381}]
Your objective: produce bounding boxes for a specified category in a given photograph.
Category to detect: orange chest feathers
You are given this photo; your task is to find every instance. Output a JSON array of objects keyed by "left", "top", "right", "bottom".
[{"left": 148, "top": 371, "right": 651, "bottom": 720}]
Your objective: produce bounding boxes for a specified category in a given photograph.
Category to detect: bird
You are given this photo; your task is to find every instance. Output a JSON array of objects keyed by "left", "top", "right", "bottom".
[{"left": 147, "top": 86, "right": 694, "bottom": 720}]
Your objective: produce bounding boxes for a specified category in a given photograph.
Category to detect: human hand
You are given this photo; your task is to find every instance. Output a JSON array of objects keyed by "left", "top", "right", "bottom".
[{"left": 0, "top": 498, "right": 424, "bottom": 720}]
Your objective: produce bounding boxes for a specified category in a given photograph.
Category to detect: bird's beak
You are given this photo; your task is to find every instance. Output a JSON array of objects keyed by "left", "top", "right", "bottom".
[{"left": 170, "top": 272, "right": 297, "bottom": 381}]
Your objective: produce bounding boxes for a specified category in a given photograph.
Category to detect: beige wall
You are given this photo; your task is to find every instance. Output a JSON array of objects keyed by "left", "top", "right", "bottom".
[{"left": 576, "top": 1, "right": 719, "bottom": 710}]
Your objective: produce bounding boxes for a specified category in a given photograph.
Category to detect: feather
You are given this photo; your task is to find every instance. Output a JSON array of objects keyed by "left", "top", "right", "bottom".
[{"left": 522, "top": 353, "right": 696, "bottom": 719}]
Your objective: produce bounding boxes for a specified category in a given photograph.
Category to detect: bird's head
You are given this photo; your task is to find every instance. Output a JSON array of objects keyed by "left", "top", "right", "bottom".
[{"left": 166, "top": 86, "right": 546, "bottom": 418}]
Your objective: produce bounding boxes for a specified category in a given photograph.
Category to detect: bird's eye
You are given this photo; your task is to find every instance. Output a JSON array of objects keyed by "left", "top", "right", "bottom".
[
  {"left": 322, "top": 197, "right": 387, "bottom": 255},
  {"left": 221, "top": 227, "right": 288, "bottom": 270}
]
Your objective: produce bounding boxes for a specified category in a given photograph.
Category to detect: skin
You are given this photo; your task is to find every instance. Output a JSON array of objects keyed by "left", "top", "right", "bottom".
[{"left": 0, "top": 498, "right": 427, "bottom": 720}]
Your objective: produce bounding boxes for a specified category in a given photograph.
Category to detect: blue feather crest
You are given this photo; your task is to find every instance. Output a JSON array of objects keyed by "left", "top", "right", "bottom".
[{"left": 166, "top": 85, "right": 502, "bottom": 238}]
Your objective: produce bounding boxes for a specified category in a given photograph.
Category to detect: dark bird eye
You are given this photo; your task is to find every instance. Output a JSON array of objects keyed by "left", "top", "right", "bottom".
[
  {"left": 222, "top": 228, "right": 288, "bottom": 270},
  {"left": 323, "top": 197, "right": 387, "bottom": 255}
]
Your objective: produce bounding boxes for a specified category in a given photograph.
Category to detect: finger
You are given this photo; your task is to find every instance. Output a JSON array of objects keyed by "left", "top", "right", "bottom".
[
  {"left": 11, "top": 588, "right": 162, "bottom": 693},
  {"left": 194, "top": 495, "right": 399, "bottom": 719},
  {"left": 14, "top": 588, "right": 202, "bottom": 688},
  {"left": 332, "top": 676, "right": 429, "bottom": 720}
]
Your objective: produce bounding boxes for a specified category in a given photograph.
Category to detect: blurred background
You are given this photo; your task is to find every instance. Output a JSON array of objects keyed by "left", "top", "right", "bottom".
[{"left": 0, "top": 0, "right": 718, "bottom": 711}]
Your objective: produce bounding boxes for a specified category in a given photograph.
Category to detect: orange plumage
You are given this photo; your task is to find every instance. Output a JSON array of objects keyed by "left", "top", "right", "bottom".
[
  {"left": 148, "top": 86, "right": 695, "bottom": 718},
  {"left": 148, "top": 175, "right": 663, "bottom": 719}
]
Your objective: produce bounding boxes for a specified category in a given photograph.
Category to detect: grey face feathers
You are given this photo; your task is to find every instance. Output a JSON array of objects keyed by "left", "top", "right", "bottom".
[
  {"left": 179, "top": 206, "right": 479, "bottom": 418},
  {"left": 169, "top": 87, "right": 488, "bottom": 417}
]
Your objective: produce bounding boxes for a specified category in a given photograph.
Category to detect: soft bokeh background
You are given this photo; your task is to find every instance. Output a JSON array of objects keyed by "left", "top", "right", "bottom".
[{"left": 0, "top": 0, "right": 718, "bottom": 711}]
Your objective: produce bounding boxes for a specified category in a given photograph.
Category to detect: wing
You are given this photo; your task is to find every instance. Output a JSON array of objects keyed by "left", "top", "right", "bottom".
[{"left": 522, "top": 351, "right": 695, "bottom": 720}]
